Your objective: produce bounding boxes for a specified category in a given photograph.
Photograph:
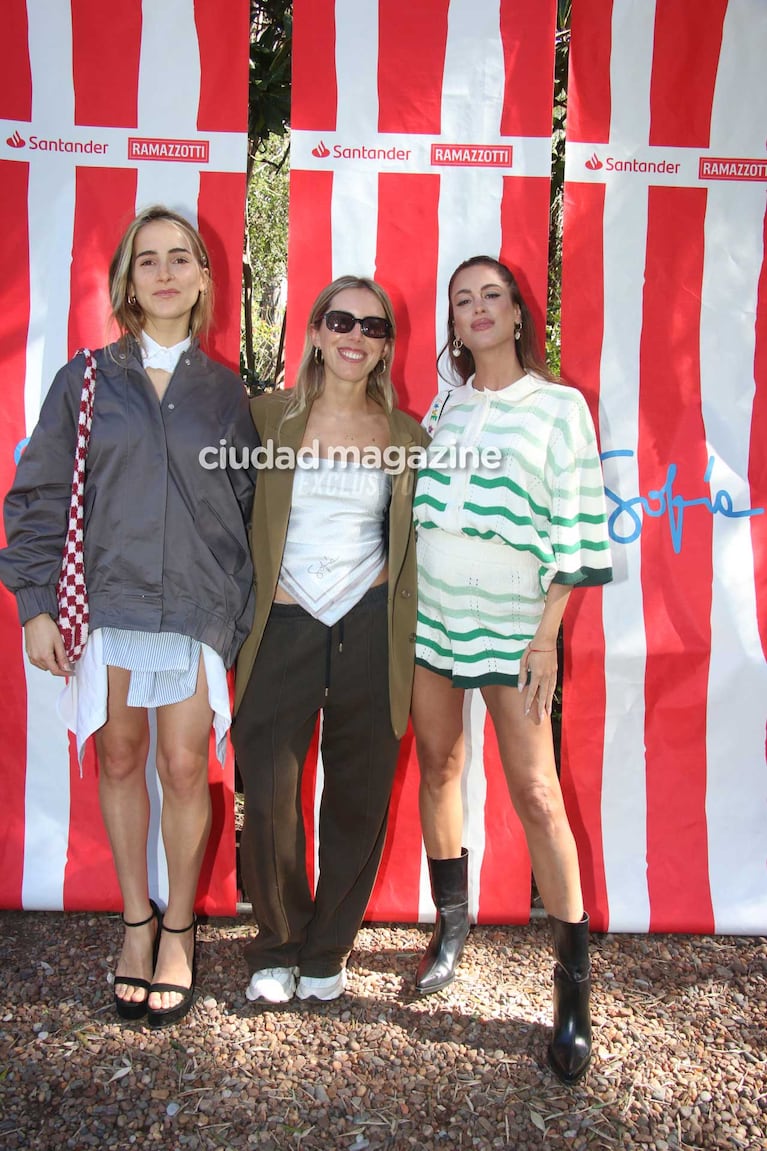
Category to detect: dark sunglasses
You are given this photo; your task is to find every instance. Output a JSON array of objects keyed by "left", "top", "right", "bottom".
[{"left": 323, "top": 310, "right": 391, "bottom": 339}]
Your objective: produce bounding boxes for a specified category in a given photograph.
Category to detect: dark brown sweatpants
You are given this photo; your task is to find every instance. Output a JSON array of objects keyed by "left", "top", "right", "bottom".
[{"left": 232, "top": 583, "right": 400, "bottom": 978}]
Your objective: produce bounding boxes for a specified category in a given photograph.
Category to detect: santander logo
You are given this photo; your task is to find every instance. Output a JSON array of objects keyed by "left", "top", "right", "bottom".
[
  {"left": 310, "top": 137, "right": 412, "bottom": 162},
  {"left": 4, "top": 128, "right": 108, "bottom": 155},
  {"left": 585, "top": 150, "right": 681, "bottom": 176}
]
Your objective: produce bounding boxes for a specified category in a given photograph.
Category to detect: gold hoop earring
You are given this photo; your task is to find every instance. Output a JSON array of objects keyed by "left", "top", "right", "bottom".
[
  {"left": 451, "top": 337, "right": 463, "bottom": 358},
  {"left": 314, "top": 347, "right": 323, "bottom": 365},
  {"left": 377, "top": 357, "right": 387, "bottom": 374},
  {"left": 128, "top": 295, "right": 137, "bottom": 306}
]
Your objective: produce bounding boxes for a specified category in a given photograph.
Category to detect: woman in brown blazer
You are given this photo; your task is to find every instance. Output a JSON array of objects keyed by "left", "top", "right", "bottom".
[{"left": 233, "top": 276, "right": 427, "bottom": 1003}]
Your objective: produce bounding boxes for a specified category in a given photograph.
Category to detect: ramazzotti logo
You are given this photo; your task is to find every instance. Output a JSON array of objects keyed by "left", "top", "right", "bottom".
[
  {"left": 585, "top": 153, "right": 603, "bottom": 170},
  {"left": 7, "top": 130, "right": 25, "bottom": 148},
  {"left": 127, "top": 137, "right": 210, "bottom": 163},
  {"left": 430, "top": 144, "right": 512, "bottom": 167},
  {"left": 699, "top": 156, "right": 767, "bottom": 181}
]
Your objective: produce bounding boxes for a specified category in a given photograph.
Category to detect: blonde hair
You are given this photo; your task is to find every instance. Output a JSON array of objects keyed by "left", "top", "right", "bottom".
[
  {"left": 109, "top": 205, "right": 214, "bottom": 343},
  {"left": 281, "top": 276, "right": 397, "bottom": 426}
]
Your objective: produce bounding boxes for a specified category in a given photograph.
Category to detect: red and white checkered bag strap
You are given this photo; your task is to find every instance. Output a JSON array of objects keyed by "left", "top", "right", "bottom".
[{"left": 56, "top": 348, "right": 96, "bottom": 663}]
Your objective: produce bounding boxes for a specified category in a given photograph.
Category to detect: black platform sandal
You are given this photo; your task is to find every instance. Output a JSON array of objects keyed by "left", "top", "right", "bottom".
[
  {"left": 113, "top": 899, "right": 162, "bottom": 1021},
  {"left": 147, "top": 917, "right": 197, "bottom": 1029}
]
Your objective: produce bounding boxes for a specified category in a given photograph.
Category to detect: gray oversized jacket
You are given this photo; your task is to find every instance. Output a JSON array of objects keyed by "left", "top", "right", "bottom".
[{"left": 0, "top": 340, "right": 257, "bottom": 667}]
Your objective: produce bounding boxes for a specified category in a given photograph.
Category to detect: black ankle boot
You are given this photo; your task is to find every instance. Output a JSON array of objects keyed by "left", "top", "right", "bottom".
[
  {"left": 415, "top": 849, "right": 469, "bottom": 994},
  {"left": 548, "top": 912, "right": 592, "bottom": 1084}
]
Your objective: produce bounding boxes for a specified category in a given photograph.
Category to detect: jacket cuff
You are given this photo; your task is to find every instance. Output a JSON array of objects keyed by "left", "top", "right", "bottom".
[{"left": 16, "top": 585, "right": 59, "bottom": 625}]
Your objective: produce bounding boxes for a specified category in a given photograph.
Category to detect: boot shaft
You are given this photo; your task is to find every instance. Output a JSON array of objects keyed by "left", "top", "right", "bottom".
[
  {"left": 549, "top": 912, "right": 590, "bottom": 982},
  {"left": 428, "top": 848, "right": 469, "bottom": 913},
  {"left": 548, "top": 912, "right": 592, "bottom": 1084},
  {"left": 416, "top": 849, "right": 470, "bottom": 994}
]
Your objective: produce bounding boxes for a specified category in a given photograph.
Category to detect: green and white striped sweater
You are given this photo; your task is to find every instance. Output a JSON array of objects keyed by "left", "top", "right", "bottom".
[{"left": 414, "top": 375, "right": 613, "bottom": 595}]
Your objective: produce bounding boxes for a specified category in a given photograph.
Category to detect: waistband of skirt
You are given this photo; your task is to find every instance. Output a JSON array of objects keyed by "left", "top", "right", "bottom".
[{"left": 417, "top": 526, "right": 527, "bottom": 567}]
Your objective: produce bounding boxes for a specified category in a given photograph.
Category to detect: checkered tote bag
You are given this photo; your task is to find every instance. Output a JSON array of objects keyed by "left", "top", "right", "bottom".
[{"left": 56, "top": 349, "right": 97, "bottom": 663}]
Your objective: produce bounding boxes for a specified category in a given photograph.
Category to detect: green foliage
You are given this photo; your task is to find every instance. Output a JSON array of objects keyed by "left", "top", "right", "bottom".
[
  {"left": 245, "top": 315, "right": 284, "bottom": 386},
  {"left": 247, "top": 134, "right": 290, "bottom": 309},
  {"left": 248, "top": 1, "right": 292, "bottom": 160},
  {"left": 243, "top": 133, "right": 290, "bottom": 387},
  {"left": 243, "top": 4, "right": 292, "bottom": 385}
]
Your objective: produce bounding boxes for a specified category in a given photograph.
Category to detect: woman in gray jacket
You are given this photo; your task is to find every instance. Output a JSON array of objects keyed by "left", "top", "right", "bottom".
[{"left": 0, "top": 206, "right": 256, "bottom": 1028}]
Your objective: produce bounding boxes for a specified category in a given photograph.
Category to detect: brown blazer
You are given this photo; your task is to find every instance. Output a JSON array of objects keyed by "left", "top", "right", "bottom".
[{"left": 234, "top": 391, "right": 428, "bottom": 739}]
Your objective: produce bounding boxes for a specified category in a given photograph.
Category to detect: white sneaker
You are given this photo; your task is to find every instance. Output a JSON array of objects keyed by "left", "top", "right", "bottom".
[
  {"left": 246, "top": 967, "right": 298, "bottom": 1003},
  {"left": 295, "top": 969, "right": 347, "bottom": 1001}
]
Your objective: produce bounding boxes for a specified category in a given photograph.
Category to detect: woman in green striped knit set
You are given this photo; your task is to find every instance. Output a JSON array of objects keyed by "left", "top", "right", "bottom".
[{"left": 411, "top": 256, "right": 612, "bottom": 1084}]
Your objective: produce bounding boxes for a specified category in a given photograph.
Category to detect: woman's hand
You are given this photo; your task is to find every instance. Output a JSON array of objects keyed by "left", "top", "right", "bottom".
[
  {"left": 518, "top": 585, "right": 570, "bottom": 722},
  {"left": 518, "top": 642, "right": 558, "bottom": 722},
  {"left": 24, "top": 614, "right": 74, "bottom": 676}
]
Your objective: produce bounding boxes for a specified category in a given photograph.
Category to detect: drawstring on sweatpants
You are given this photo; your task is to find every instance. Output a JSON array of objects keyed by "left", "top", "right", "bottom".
[{"left": 324, "top": 619, "right": 346, "bottom": 698}]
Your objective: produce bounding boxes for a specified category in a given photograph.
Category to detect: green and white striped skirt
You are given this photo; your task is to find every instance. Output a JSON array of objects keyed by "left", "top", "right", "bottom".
[{"left": 415, "top": 528, "right": 545, "bottom": 687}]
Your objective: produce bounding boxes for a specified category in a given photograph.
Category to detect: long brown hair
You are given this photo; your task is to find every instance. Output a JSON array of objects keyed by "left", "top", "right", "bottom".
[{"left": 438, "top": 255, "right": 557, "bottom": 385}]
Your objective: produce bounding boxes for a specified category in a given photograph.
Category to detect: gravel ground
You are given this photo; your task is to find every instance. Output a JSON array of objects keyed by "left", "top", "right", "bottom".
[{"left": 0, "top": 910, "right": 765, "bottom": 1150}]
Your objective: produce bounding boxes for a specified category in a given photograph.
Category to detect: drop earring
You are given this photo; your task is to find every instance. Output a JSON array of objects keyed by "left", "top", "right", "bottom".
[
  {"left": 451, "top": 337, "right": 463, "bottom": 358},
  {"left": 514, "top": 321, "right": 522, "bottom": 341}
]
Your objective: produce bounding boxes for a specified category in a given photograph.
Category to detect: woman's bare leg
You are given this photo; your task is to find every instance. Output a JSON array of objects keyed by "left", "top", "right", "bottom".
[
  {"left": 411, "top": 664, "right": 466, "bottom": 857},
  {"left": 95, "top": 667, "right": 154, "bottom": 1007},
  {"left": 148, "top": 657, "right": 213, "bottom": 1011},
  {"left": 482, "top": 683, "right": 583, "bottom": 922},
  {"left": 411, "top": 665, "right": 471, "bottom": 991}
]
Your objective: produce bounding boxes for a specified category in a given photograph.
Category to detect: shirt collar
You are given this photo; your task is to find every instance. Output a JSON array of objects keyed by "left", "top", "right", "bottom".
[
  {"left": 469, "top": 372, "right": 541, "bottom": 401},
  {"left": 140, "top": 331, "right": 192, "bottom": 373}
]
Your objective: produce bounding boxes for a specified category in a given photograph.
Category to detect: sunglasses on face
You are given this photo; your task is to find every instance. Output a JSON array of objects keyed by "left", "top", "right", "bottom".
[{"left": 322, "top": 310, "right": 392, "bottom": 339}]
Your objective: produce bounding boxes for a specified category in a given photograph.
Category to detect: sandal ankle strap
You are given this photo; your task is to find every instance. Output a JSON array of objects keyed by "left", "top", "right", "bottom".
[
  {"left": 122, "top": 899, "right": 160, "bottom": 929},
  {"left": 161, "top": 916, "right": 196, "bottom": 935}
]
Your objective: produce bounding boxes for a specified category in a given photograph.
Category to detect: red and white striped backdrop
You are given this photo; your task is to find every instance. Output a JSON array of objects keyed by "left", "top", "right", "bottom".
[
  {"left": 8, "top": 1, "right": 761, "bottom": 935},
  {"left": 0, "top": 0, "right": 250, "bottom": 913},
  {"left": 560, "top": 0, "right": 767, "bottom": 933},
  {"left": 288, "top": 0, "right": 558, "bottom": 924}
]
